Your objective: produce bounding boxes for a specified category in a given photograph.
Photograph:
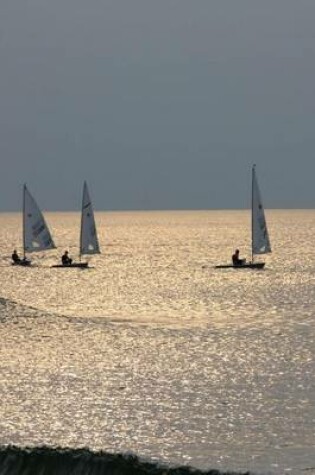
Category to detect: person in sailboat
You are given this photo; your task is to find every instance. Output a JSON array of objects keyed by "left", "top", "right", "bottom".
[
  {"left": 61, "top": 250, "right": 72, "bottom": 266},
  {"left": 232, "top": 249, "right": 246, "bottom": 266},
  {"left": 12, "top": 249, "right": 21, "bottom": 264}
]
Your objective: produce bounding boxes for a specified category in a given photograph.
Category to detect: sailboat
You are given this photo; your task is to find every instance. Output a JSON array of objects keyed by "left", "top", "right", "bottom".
[
  {"left": 215, "top": 165, "right": 271, "bottom": 269},
  {"left": 52, "top": 181, "right": 100, "bottom": 268},
  {"left": 12, "top": 184, "right": 56, "bottom": 266}
]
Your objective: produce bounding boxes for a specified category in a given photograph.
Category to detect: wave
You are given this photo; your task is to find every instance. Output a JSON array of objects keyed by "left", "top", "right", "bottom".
[
  {"left": 0, "top": 296, "right": 52, "bottom": 322},
  {"left": 0, "top": 446, "right": 250, "bottom": 475},
  {"left": 0, "top": 296, "right": 69, "bottom": 323}
]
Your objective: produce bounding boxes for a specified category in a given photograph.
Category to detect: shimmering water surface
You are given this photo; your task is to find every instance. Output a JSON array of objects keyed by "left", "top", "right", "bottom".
[{"left": 0, "top": 210, "right": 314, "bottom": 474}]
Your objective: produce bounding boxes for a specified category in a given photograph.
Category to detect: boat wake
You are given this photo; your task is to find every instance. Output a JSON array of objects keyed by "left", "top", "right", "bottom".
[{"left": 0, "top": 446, "right": 250, "bottom": 475}]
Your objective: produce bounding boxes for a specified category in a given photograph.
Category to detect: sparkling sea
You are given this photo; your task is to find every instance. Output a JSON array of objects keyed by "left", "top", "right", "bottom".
[{"left": 0, "top": 210, "right": 314, "bottom": 474}]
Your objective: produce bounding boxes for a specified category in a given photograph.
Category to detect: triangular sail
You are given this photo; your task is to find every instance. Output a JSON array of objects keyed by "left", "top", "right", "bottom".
[
  {"left": 23, "top": 185, "right": 56, "bottom": 253},
  {"left": 80, "top": 182, "right": 100, "bottom": 256},
  {"left": 252, "top": 166, "right": 271, "bottom": 255}
]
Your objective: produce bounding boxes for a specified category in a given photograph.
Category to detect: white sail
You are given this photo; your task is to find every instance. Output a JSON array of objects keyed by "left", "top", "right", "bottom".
[
  {"left": 23, "top": 185, "right": 56, "bottom": 253},
  {"left": 252, "top": 166, "right": 271, "bottom": 255},
  {"left": 80, "top": 182, "right": 100, "bottom": 255}
]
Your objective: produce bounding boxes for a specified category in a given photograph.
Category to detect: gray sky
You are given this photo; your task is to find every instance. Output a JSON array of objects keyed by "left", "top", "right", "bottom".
[{"left": 1, "top": 0, "right": 315, "bottom": 211}]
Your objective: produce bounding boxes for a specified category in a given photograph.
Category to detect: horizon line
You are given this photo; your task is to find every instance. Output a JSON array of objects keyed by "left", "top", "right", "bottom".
[{"left": 0, "top": 207, "right": 315, "bottom": 213}]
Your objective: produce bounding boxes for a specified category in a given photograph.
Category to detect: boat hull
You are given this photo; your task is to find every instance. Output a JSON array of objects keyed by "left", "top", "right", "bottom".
[
  {"left": 215, "top": 262, "right": 265, "bottom": 270},
  {"left": 51, "top": 262, "right": 89, "bottom": 269},
  {"left": 11, "top": 260, "right": 32, "bottom": 267}
]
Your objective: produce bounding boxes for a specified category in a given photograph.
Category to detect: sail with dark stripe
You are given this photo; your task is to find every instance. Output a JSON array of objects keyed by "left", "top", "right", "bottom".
[
  {"left": 79, "top": 181, "right": 100, "bottom": 256},
  {"left": 252, "top": 166, "right": 271, "bottom": 255},
  {"left": 23, "top": 185, "right": 56, "bottom": 253}
]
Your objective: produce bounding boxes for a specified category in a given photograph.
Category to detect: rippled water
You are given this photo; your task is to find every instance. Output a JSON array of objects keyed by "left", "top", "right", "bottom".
[{"left": 0, "top": 211, "right": 314, "bottom": 474}]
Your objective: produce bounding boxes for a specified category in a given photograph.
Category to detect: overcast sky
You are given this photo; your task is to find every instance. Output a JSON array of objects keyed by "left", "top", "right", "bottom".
[{"left": 1, "top": 0, "right": 315, "bottom": 211}]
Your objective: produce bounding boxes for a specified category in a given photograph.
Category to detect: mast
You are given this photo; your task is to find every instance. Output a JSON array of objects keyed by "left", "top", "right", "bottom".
[
  {"left": 251, "top": 165, "right": 255, "bottom": 263},
  {"left": 23, "top": 184, "right": 26, "bottom": 259},
  {"left": 79, "top": 181, "right": 85, "bottom": 262}
]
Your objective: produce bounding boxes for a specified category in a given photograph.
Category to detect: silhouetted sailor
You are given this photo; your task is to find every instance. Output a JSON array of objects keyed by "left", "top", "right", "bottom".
[
  {"left": 12, "top": 250, "right": 20, "bottom": 264},
  {"left": 61, "top": 250, "right": 72, "bottom": 265}
]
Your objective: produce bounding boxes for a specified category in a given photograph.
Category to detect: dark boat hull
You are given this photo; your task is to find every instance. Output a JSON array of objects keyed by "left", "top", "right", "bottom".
[
  {"left": 215, "top": 262, "right": 265, "bottom": 269},
  {"left": 51, "top": 262, "right": 89, "bottom": 269},
  {"left": 11, "top": 260, "right": 32, "bottom": 267}
]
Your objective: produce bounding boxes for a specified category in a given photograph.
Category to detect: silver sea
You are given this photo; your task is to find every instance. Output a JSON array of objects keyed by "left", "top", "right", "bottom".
[{"left": 0, "top": 210, "right": 314, "bottom": 474}]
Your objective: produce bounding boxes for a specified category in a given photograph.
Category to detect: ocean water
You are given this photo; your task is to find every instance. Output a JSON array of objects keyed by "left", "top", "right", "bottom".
[{"left": 0, "top": 210, "right": 314, "bottom": 475}]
